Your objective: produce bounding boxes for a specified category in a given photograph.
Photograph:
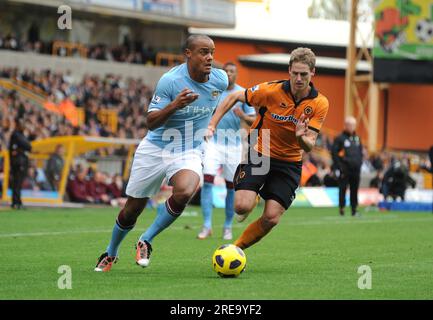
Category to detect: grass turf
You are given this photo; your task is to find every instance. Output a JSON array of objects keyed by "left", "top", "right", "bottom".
[{"left": 0, "top": 206, "right": 432, "bottom": 299}]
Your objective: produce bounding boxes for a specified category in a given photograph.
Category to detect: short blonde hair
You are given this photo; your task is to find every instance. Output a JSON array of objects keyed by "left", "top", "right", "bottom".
[{"left": 289, "top": 47, "right": 316, "bottom": 71}]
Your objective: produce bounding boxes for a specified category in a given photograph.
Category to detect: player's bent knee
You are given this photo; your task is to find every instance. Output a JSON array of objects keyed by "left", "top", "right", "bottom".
[
  {"left": 172, "top": 190, "right": 195, "bottom": 205},
  {"left": 117, "top": 197, "right": 148, "bottom": 228},
  {"left": 235, "top": 200, "right": 255, "bottom": 215}
]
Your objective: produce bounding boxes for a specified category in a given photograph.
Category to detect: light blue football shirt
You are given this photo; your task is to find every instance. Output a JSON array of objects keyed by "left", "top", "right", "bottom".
[
  {"left": 146, "top": 63, "right": 228, "bottom": 151},
  {"left": 213, "top": 84, "right": 256, "bottom": 146}
]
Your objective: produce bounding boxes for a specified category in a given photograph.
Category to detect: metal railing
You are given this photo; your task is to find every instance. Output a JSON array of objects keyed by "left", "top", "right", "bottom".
[{"left": 52, "top": 41, "right": 88, "bottom": 58}]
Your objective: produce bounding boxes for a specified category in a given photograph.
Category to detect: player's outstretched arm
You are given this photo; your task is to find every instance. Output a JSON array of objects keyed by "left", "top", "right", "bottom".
[
  {"left": 147, "top": 88, "right": 199, "bottom": 130},
  {"left": 233, "top": 108, "right": 256, "bottom": 126},
  {"left": 206, "top": 90, "right": 245, "bottom": 138},
  {"left": 295, "top": 114, "right": 318, "bottom": 153}
]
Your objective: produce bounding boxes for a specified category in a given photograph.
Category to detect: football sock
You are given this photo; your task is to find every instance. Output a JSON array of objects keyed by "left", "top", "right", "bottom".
[
  {"left": 156, "top": 202, "right": 166, "bottom": 215},
  {"left": 106, "top": 221, "right": 133, "bottom": 257},
  {"left": 234, "top": 217, "right": 270, "bottom": 250},
  {"left": 140, "top": 196, "right": 184, "bottom": 244},
  {"left": 224, "top": 187, "right": 235, "bottom": 229},
  {"left": 201, "top": 182, "right": 213, "bottom": 229}
]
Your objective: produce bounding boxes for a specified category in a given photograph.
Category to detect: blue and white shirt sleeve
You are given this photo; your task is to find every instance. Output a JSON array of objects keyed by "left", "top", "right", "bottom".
[
  {"left": 216, "top": 68, "right": 229, "bottom": 91},
  {"left": 148, "top": 75, "right": 173, "bottom": 113}
]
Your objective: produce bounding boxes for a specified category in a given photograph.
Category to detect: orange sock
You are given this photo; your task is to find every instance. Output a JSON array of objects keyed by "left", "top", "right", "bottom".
[{"left": 234, "top": 217, "right": 270, "bottom": 250}]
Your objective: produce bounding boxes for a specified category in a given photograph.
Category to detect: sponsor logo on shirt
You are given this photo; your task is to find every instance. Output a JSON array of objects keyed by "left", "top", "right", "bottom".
[
  {"left": 271, "top": 113, "right": 298, "bottom": 125},
  {"left": 177, "top": 105, "right": 214, "bottom": 116}
]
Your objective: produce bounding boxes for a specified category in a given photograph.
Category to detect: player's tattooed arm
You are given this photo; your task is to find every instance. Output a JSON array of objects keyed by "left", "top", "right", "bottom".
[
  {"left": 147, "top": 88, "right": 199, "bottom": 130},
  {"left": 295, "top": 114, "right": 318, "bottom": 153},
  {"left": 206, "top": 90, "right": 245, "bottom": 139}
]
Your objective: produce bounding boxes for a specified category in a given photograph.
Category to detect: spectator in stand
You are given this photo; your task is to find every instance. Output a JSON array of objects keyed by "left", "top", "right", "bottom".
[
  {"left": 370, "top": 152, "right": 385, "bottom": 172},
  {"left": 301, "top": 153, "right": 321, "bottom": 186},
  {"left": 45, "top": 144, "right": 65, "bottom": 190},
  {"left": 3, "top": 33, "right": 19, "bottom": 50},
  {"left": 108, "top": 173, "right": 127, "bottom": 207},
  {"left": 107, "top": 173, "right": 125, "bottom": 198},
  {"left": 382, "top": 160, "right": 416, "bottom": 201},
  {"left": 22, "top": 166, "right": 40, "bottom": 191},
  {"left": 361, "top": 146, "right": 375, "bottom": 174},
  {"left": 27, "top": 22, "right": 40, "bottom": 46},
  {"left": 67, "top": 167, "right": 94, "bottom": 203},
  {"left": 322, "top": 165, "right": 339, "bottom": 187},
  {"left": 87, "top": 171, "right": 110, "bottom": 204},
  {"left": 20, "top": 160, "right": 51, "bottom": 191}
]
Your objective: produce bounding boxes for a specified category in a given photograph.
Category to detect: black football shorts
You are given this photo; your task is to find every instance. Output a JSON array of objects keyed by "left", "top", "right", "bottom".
[{"left": 233, "top": 154, "right": 302, "bottom": 210}]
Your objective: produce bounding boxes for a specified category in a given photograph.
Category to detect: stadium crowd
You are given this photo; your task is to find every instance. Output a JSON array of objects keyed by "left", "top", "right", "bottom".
[
  {"left": 0, "top": 66, "right": 152, "bottom": 205},
  {"left": 0, "top": 32, "right": 159, "bottom": 65},
  {"left": 1, "top": 67, "right": 152, "bottom": 146}
]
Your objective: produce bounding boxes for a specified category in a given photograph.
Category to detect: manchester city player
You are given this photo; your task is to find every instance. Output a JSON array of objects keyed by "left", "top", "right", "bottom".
[
  {"left": 95, "top": 35, "right": 228, "bottom": 272},
  {"left": 197, "top": 62, "right": 256, "bottom": 240}
]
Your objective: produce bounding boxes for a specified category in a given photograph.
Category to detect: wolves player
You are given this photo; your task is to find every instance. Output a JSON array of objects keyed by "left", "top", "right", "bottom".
[
  {"left": 206, "top": 47, "right": 329, "bottom": 251},
  {"left": 95, "top": 35, "right": 228, "bottom": 272},
  {"left": 198, "top": 62, "right": 255, "bottom": 240}
]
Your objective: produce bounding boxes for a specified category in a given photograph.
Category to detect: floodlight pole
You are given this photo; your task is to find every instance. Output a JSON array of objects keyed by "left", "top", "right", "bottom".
[
  {"left": 345, "top": 0, "right": 380, "bottom": 152},
  {"left": 344, "top": 0, "right": 357, "bottom": 118}
]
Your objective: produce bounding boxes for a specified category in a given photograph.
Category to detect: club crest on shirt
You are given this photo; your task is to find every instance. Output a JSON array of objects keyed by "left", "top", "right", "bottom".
[
  {"left": 251, "top": 85, "right": 259, "bottom": 92},
  {"left": 304, "top": 106, "right": 313, "bottom": 115},
  {"left": 280, "top": 102, "right": 288, "bottom": 108},
  {"left": 210, "top": 90, "right": 220, "bottom": 100},
  {"left": 344, "top": 139, "right": 351, "bottom": 147}
]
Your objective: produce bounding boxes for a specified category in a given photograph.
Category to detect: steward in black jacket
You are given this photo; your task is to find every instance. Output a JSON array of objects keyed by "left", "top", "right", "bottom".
[
  {"left": 332, "top": 116, "right": 363, "bottom": 216},
  {"left": 9, "top": 119, "right": 32, "bottom": 209}
]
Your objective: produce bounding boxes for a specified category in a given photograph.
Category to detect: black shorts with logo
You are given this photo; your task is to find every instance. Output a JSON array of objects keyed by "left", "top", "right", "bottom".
[{"left": 233, "top": 153, "right": 302, "bottom": 210}]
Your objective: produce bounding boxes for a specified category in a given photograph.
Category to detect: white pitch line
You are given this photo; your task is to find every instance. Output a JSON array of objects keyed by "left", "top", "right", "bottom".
[
  {"left": 0, "top": 229, "right": 111, "bottom": 238},
  {"left": 0, "top": 217, "right": 432, "bottom": 238}
]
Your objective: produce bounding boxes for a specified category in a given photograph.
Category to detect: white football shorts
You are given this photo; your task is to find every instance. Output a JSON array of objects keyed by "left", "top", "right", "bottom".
[
  {"left": 125, "top": 139, "right": 204, "bottom": 198},
  {"left": 202, "top": 140, "right": 242, "bottom": 182}
]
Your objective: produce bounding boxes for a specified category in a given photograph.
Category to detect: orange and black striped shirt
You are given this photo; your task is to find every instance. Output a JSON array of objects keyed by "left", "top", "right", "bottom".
[{"left": 245, "top": 80, "right": 329, "bottom": 163}]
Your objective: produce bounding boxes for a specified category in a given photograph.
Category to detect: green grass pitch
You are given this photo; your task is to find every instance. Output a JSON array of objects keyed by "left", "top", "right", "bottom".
[{"left": 0, "top": 206, "right": 432, "bottom": 299}]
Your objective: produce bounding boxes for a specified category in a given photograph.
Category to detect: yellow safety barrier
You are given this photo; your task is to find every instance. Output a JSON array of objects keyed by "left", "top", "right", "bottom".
[
  {"left": 52, "top": 41, "right": 88, "bottom": 58},
  {"left": 0, "top": 136, "right": 140, "bottom": 205}
]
